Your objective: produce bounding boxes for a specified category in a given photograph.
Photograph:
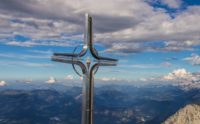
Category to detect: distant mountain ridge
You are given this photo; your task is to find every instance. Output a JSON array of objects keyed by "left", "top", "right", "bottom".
[
  {"left": 163, "top": 104, "right": 200, "bottom": 124},
  {"left": 0, "top": 84, "right": 199, "bottom": 124}
]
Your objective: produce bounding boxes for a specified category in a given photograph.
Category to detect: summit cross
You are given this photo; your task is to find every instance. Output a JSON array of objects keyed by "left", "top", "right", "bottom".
[{"left": 52, "top": 13, "right": 118, "bottom": 124}]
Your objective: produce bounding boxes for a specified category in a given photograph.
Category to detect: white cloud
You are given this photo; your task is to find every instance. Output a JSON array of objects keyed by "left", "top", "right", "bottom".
[
  {"left": 120, "top": 64, "right": 161, "bottom": 69},
  {"left": 184, "top": 54, "right": 200, "bottom": 65},
  {"left": 0, "top": 61, "right": 53, "bottom": 67},
  {"left": 0, "top": 53, "right": 50, "bottom": 59},
  {"left": 29, "top": 50, "right": 52, "bottom": 54},
  {"left": 162, "top": 68, "right": 200, "bottom": 90},
  {"left": 161, "top": 0, "right": 182, "bottom": 9},
  {"left": 79, "top": 76, "right": 83, "bottom": 81},
  {"left": 5, "top": 40, "right": 72, "bottom": 47},
  {"left": 163, "top": 68, "right": 192, "bottom": 80},
  {"left": 104, "top": 40, "right": 200, "bottom": 54},
  {"left": 0, "top": 80, "right": 7, "bottom": 86},
  {"left": 15, "top": 79, "right": 33, "bottom": 84},
  {"left": 104, "top": 42, "right": 143, "bottom": 53},
  {"left": 0, "top": 0, "right": 199, "bottom": 53},
  {"left": 162, "top": 40, "right": 200, "bottom": 52},
  {"left": 100, "top": 77, "right": 118, "bottom": 82},
  {"left": 98, "top": 6, "right": 199, "bottom": 39},
  {"left": 161, "top": 61, "right": 172, "bottom": 67},
  {"left": 46, "top": 77, "right": 57, "bottom": 84},
  {"left": 23, "top": 79, "right": 33, "bottom": 84},
  {"left": 6, "top": 41, "right": 38, "bottom": 47},
  {"left": 65, "top": 75, "right": 74, "bottom": 80},
  {"left": 139, "top": 78, "right": 147, "bottom": 82}
]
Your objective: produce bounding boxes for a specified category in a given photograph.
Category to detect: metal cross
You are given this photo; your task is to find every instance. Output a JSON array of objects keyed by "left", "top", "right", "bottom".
[{"left": 51, "top": 13, "right": 118, "bottom": 124}]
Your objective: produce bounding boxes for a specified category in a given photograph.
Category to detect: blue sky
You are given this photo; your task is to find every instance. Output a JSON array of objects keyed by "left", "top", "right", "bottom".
[{"left": 0, "top": 0, "right": 200, "bottom": 85}]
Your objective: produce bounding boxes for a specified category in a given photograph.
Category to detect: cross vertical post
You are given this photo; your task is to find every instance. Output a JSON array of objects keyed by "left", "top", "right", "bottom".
[{"left": 52, "top": 13, "right": 118, "bottom": 124}]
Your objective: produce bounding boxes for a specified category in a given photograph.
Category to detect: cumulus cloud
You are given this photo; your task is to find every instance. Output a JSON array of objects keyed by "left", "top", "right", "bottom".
[
  {"left": 46, "top": 77, "right": 57, "bottom": 84},
  {"left": 0, "top": 80, "right": 7, "bottom": 86},
  {"left": 96, "top": 5, "right": 200, "bottom": 45},
  {"left": 184, "top": 54, "right": 200, "bottom": 66},
  {"left": 65, "top": 75, "right": 74, "bottom": 80},
  {"left": 163, "top": 68, "right": 192, "bottom": 80},
  {"left": 162, "top": 68, "right": 200, "bottom": 89},
  {"left": 0, "top": 0, "right": 199, "bottom": 53}
]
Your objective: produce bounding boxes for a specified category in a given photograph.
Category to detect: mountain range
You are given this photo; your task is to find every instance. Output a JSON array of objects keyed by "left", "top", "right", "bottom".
[{"left": 0, "top": 83, "right": 199, "bottom": 124}]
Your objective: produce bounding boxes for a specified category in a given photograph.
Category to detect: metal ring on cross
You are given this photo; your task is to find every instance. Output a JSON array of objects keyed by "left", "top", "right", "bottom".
[{"left": 72, "top": 45, "right": 99, "bottom": 77}]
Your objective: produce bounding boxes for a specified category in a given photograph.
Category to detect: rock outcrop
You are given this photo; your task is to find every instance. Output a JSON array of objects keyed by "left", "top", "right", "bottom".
[{"left": 163, "top": 104, "right": 200, "bottom": 124}]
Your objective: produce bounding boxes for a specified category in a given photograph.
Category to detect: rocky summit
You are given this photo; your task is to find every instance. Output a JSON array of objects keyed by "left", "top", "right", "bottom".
[{"left": 163, "top": 104, "right": 200, "bottom": 124}]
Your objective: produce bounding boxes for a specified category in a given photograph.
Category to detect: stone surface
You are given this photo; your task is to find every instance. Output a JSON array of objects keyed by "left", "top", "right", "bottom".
[{"left": 163, "top": 104, "right": 200, "bottom": 124}]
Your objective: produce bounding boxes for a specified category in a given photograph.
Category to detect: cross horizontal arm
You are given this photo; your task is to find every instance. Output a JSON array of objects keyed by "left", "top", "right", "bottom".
[
  {"left": 53, "top": 46, "right": 87, "bottom": 58},
  {"left": 91, "top": 51, "right": 118, "bottom": 62},
  {"left": 51, "top": 56, "right": 87, "bottom": 74},
  {"left": 94, "top": 60, "right": 117, "bottom": 66},
  {"left": 53, "top": 53, "right": 78, "bottom": 57},
  {"left": 51, "top": 56, "right": 78, "bottom": 63}
]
